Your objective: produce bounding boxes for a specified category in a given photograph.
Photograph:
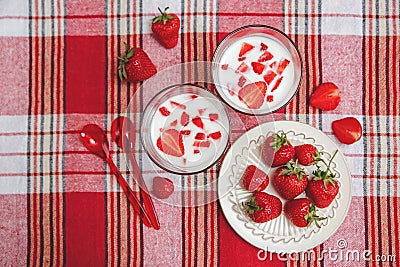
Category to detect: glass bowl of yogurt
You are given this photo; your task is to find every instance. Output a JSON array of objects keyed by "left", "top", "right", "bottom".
[
  {"left": 140, "top": 83, "right": 231, "bottom": 175},
  {"left": 212, "top": 25, "right": 302, "bottom": 115}
]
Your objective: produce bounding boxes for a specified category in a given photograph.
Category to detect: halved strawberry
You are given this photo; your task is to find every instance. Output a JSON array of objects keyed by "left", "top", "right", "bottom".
[
  {"left": 192, "top": 116, "right": 204, "bottom": 129},
  {"left": 263, "top": 70, "right": 277, "bottom": 85},
  {"left": 238, "top": 76, "right": 247, "bottom": 87},
  {"left": 332, "top": 117, "right": 362, "bottom": 144},
  {"left": 152, "top": 176, "right": 174, "bottom": 199},
  {"left": 271, "top": 76, "right": 283, "bottom": 92},
  {"left": 180, "top": 111, "right": 190, "bottom": 126},
  {"left": 159, "top": 106, "right": 170, "bottom": 116},
  {"left": 195, "top": 132, "right": 206, "bottom": 140},
  {"left": 170, "top": 100, "right": 186, "bottom": 109},
  {"left": 251, "top": 62, "right": 265, "bottom": 75},
  {"left": 258, "top": 51, "right": 273, "bottom": 62},
  {"left": 208, "top": 131, "right": 221, "bottom": 140},
  {"left": 221, "top": 64, "right": 228, "bottom": 70},
  {"left": 235, "top": 62, "right": 249, "bottom": 73},
  {"left": 209, "top": 113, "right": 219, "bottom": 121},
  {"left": 156, "top": 129, "right": 184, "bottom": 157},
  {"left": 277, "top": 58, "right": 290, "bottom": 75},
  {"left": 241, "top": 165, "right": 269, "bottom": 192},
  {"left": 309, "top": 82, "right": 341, "bottom": 111},
  {"left": 238, "top": 81, "right": 267, "bottom": 109},
  {"left": 260, "top": 42, "right": 268, "bottom": 51},
  {"left": 239, "top": 42, "right": 254, "bottom": 57}
]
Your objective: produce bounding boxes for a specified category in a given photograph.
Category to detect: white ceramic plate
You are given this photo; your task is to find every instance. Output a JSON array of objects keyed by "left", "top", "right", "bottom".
[{"left": 218, "top": 121, "right": 352, "bottom": 253}]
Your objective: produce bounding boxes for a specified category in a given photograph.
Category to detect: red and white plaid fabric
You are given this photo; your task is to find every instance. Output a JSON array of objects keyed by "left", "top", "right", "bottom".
[{"left": 0, "top": 0, "right": 399, "bottom": 266}]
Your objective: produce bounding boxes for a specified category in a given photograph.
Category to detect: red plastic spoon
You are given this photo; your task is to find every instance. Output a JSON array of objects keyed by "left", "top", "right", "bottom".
[
  {"left": 111, "top": 116, "right": 160, "bottom": 230},
  {"left": 80, "top": 124, "right": 152, "bottom": 228}
]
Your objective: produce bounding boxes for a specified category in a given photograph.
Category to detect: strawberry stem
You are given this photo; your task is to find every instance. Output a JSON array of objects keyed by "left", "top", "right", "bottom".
[
  {"left": 243, "top": 196, "right": 262, "bottom": 215},
  {"left": 117, "top": 42, "right": 134, "bottom": 81},
  {"left": 153, "top": 7, "right": 175, "bottom": 24},
  {"left": 304, "top": 203, "right": 326, "bottom": 228}
]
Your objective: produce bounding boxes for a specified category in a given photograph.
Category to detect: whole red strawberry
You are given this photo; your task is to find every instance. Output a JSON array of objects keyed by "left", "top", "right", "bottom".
[
  {"left": 152, "top": 176, "right": 174, "bottom": 199},
  {"left": 309, "top": 82, "right": 341, "bottom": 111},
  {"left": 284, "top": 198, "right": 325, "bottom": 227},
  {"left": 152, "top": 7, "right": 180, "bottom": 49},
  {"left": 272, "top": 161, "right": 308, "bottom": 200},
  {"left": 243, "top": 191, "right": 282, "bottom": 223},
  {"left": 118, "top": 43, "right": 157, "bottom": 82},
  {"left": 241, "top": 165, "right": 269, "bottom": 192},
  {"left": 294, "top": 144, "right": 321, "bottom": 166},
  {"left": 262, "top": 132, "right": 295, "bottom": 167},
  {"left": 306, "top": 150, "right": 340, "bottom": 208}
]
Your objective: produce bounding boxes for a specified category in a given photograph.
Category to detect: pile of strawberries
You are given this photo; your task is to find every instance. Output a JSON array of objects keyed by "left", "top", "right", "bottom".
[{"left": 242, "top": 131, "right": 339, "bottom": 228}]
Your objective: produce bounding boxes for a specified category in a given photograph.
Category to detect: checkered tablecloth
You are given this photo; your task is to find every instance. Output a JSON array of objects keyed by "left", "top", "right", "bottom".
[{"left": 0, "top": 0, "right": 399, "bottom": 266}]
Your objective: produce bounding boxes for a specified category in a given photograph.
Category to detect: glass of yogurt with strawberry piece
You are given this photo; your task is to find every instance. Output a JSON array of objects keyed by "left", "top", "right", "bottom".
[
  {"left": 141, "top": 84, "right": 231, "bottom": 174},
  {"left": 212, "top": 25, "right": 302, "bottom": 115}
]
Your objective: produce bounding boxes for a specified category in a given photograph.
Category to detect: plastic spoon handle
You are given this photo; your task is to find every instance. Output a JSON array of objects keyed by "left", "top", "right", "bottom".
[
  {"left": 106, "top": 157, "right": 152, "bottom": 228},
  {"left": 125, "top": 137, "right": 160, "bottom": 230}
]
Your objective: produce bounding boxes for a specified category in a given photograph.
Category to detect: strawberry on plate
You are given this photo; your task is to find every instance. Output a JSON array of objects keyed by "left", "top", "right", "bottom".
[
  {"left": 272, "top": 162, "right": 308, "bottom": 200},
  {"left": 151, "top": 7, "right": 180, "bottom": 49},
  {"left": 118, "top": 44, "right": 157, "bottom": 82},
  {"left": 294, "top": 144, "right": 321, "bottom": 166},
  {"left": 332, "top": 117, "right": 362, "bottom": 144},
  {"left": 284, "top": 198, "right": 325, "bottom": 227},
  {"left": 156, "top": 129, "right": 184, "bottom": 157},
  {"left": 241, "top": 165, "right": 269, "bottom": 192},
  {"left": 238, "top": 81, "right": 267, "bottom": 109},
  {"left": 261, "top": 132, "right": 295, "bottom": 167},
  {"left": 152, "top": 176, "right": 174, "bottom": 199},
  {"left": 306, "top": 150, "right": 340, "bottom": 208},
  {"left": 239, "top": 42, "right": 254, "bottom": 57},
  {"left": 309, "top": 82, "right": 341, "bottom": 111},
  {"left": 243, "top": 191, "right": 282, "bottom": 223}
]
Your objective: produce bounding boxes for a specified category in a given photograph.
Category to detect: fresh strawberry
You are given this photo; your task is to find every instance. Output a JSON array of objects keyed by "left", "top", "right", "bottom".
[
  {"left": 263, "top": 70, "right": 277, "bottom": 85},
  {"left": 295, "top": 144, "right": 321, "bottom": 166},
  {"left": 243, "top": 192, "right": 282, "bottom": 223},
  {"left": 235, "top": 62, "right": 249, "bottom": 73},
  {"left": 260, "top": 42, "right": 268, "bottom": 51},
  {"left": 221, "top": 64, "right": 229, "bottom": 70},
  {"left": 241, "top": 165, "right": 269, "bottom": 192},
  {"left": 272, "top": 162, "right": 308, "bottom": 200},
  {"left": 156, "top": 129, "right": 184, "bottom": 157},
  {"left": 238, "top": 76, "right": 247, "bottom": 87},
  {"left": 238, "top": 81, "right": 267, "bottom": 109},
  {"left": 151, "top": 7, "right": 180, "bottom": 49},
  {"left": 251, "top": 62, "right": 265, "bottom": 75},
  {"left": 239, "top": 42, "right": 254, "bottom": 57},
  {"left": 152, "top": 176, "right": 174, "bottom": 199},
  {"left": 284, "top": 198, "right": 325, "bottom": 227},
  {"left": 309, "top": 82, "right": 341, "bottom": 111},
  {"left": 180, "top": 111, "right": 190, "bottom": 126},
  {"left": 117, "top": 44, "right": 157, "bottom": 82},
  {"left": 258, "top": 51, "right": 273, "bottom": 62},
  {"left": 277, "top": 58, "right": 290, "bottom": 74},
  {"left": 271, "top": 76, "right": 283, "bottom": 92},
  {"left": 332, "top": 117, "right": 362, "bottom": 144},
  {"left": 306, "top": 150, "right": 339, "bottom": 208},
  {"left": 208, "top": 131, "right": 221, "bottom": 140},
  {"left": 159, "top": 106, "right": 170, "bottom": 116},
  {"left": 266, "top": 95, "right": 273, "bottom": 102},
  {"left": 192, "top": 116, "right": 204, "bottom": 129},
  {"left": 170, "top": 100, "right": 186, "bottom": 109},
  {"left": 261, "top": 132, "right": 295, "bottom": 167},
  {"left": 209, "top": 113, "right": 219, "bottom": 121}
]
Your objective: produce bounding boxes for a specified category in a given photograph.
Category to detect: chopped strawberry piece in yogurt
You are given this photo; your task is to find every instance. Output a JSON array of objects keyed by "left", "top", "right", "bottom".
[
  {"left": 263, "top": 70, "right": 277, "bottom": 85},
  {"left": 258, "top": 51, "right": 273, "bottom": 62},
  {"left": 277, "top": 58, "right": 290, "bottom": 75},
  {"left": 221, "top": 64, "right": 229, "bottom": 70},
  {"left": 235, "top": 62, "right": 249, "bottom": 73},
  {"left": 238, "top": 76, "right": 247, "bottom": 87},
  {"left": 195, "top": 132, "right": 206, "bottom": 140},
  {"left": 209, "top": 113, "right": 219, "bottom": 121},
  {"left": 251, "top": 62, "right": 265, "bottom": 75},
  {"left": 192, "top": 116, "right": 204, "bottom": 129},
  {"left": 181, "top": 111, "right": 190, "bottom": 126},
  {"left": 266, "top": 95, "right": 274, "bottom": 102},
  {"left": 170, "top": 100, "right": 186, "bottom": 109},
  {"left": 271, "top": 76, "right": 283, "bottom": 92},
  {"left": 170, "top": 120, "right": 178, "bottom": 127},
  {"left": 180, "top": 130, "right": 191, "bottom": 135},
  {"left": 159, "top": 106, "right": 171, "bottom": 116},
  {"left": 239, "top": 42, "right": 254, "bottom": 57},
  {"left": 238, "top": 56, "right": 246, "bottom": 61},
  {"left": 208, "top": 131, "right": 222, "bottom": 140},
  {"left": 260, "top": 42, "right": 268, "bottom": 51}
]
